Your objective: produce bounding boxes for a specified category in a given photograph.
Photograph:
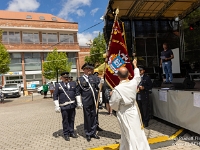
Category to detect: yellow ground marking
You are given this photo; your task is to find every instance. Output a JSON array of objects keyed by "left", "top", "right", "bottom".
[
  {"left": 89, "top": 144, "right": 120, "bottom": 150},
  {"left": 148, "top": 128, "right": 184, "bottom": 144},
  {"left": 88, "top": 128, "right": 184, "bottom": 150}
]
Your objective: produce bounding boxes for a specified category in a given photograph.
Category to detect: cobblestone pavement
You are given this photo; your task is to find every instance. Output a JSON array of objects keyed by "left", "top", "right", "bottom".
[{"left": 0, "top": 94, "right": 199, "bottom": 150}]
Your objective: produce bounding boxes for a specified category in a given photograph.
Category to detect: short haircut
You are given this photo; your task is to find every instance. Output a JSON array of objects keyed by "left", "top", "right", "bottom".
[
  {"left": 163, "top": 43, "right": 168, "bottom": 48},
  {"left": 118, "top": 68, "right": 129, "bottom": 79}
]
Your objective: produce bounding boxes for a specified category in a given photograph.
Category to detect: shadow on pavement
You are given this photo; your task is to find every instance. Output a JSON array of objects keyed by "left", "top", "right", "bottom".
[
  {"left": 52, "top": 129, "right": 64, "bottom": 138},
  {"left": 76, "top": 124, "right": 85, "bottom": 137},
  {"left": 98, "top": 111, "right": 109, "bottom": 115},
  {"left": 0, "top": 99, "right": 14, "bottom": 104},
  {"left": 76, "top": 124, "right": 120, "bottom": 139},
  {"left": 97, "top": 130, "right": 121, "bottom": 139},
  {"left": 145, "top": 117, "right": 180, "bottom": 139}
]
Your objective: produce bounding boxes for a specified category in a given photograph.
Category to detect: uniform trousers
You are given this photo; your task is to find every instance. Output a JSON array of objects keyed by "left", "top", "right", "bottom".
[
  {"left": 61, "top": 107, "right": 76, "bottom": 136},
  {"left": 137, "top": 99, "right": 149, "bottom": 125},
  {"left": 83, "top": 104, "right": 97, "bottom": 136}
]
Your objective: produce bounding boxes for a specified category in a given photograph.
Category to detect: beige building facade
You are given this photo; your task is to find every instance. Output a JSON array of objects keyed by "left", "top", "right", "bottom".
[{"left": 0, "top": 10, "right": 83, "bottom": 90}]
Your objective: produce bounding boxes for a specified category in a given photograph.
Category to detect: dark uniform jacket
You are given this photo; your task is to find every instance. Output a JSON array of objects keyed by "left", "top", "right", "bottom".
[
  {"left": 137, "top": 74, "right": 153, "bottom": 101},
  {"left": 53, "top": 81, "right": 77, "bottom": 109},
  {"left": 91, "top": 75, "right": 100, "bottom": 98},
  {"left": 76, "top": 75, "right": 98, "bottom": 106}
]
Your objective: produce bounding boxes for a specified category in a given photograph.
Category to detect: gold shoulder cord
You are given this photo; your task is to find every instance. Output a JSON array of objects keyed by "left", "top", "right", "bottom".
[{"left": 77, "top": 78, "right": 90, "bottom": 92}]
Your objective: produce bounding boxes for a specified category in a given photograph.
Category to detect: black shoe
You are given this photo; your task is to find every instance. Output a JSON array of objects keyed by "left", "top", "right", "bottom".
[
  {"left": 86, "top": 135, "right": 91, "bottom": 142},
  {"left": 91, "top": 134, "right": 100, "bottom": 139},
  {"left": 96, "top": 126, "right": 103, "bottom": 131},
  {"left": 144, "top": 123, "right": 149, "bottom": 127},
  {"left": 99, "top": 106, "right": 103, "bottom": 109},
  {"left": 70, "top": 133, "right": 78, "bottom": 138},
  {"left": 163, "top": 81, "right": 169, "bottom": 84},
  {"left": 64, "top": 135, "right": 70, "bottom": 141}
]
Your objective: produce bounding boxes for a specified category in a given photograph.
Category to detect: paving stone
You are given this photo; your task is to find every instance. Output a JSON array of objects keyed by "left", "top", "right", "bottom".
[{"left": 0, "top": 95, "right": 199, "bottom": 150}]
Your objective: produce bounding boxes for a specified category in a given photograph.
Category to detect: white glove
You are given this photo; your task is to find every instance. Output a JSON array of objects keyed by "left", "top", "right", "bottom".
[
  {"left": 98, "top": 78, "right": 104, "bottom": 88},
  {"left": 100, "top": 78, "right": 104, "bottom": 84},
  {"left": 76, "top": 96, "right": 83, "bottom": 109},
  {"left": 99, "top": 92, "right": 103, "bottom": 104},
  {"left": 54, "top": 100, "right": 61, "bottom": 113}
]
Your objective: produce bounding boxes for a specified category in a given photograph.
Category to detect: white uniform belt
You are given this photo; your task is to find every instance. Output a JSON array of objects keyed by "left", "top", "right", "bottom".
[{"left": 59, "top": 100, "right": 75, "bottom": 106}]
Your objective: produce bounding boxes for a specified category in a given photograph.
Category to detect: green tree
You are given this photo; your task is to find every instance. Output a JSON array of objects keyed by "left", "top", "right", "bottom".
[
  {"left": 183, "top": 8, "right": 200, "bottom": 62},
  {"left": 0, "top": 31, "right": 10, "bottom": 74},
  {"left": 42, "top": 49, "right": 72, "bottom": 82},
  {"left": 85, "top": 32, "right": 106, "bottom": 67}
]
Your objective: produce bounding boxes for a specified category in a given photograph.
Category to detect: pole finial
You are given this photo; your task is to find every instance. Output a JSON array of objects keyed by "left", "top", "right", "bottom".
[{"left": 115, "top": 8, "right": 119, "bottom": 15}]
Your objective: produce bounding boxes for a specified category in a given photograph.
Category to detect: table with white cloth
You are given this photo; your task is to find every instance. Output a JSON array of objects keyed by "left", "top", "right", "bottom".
[{"left": 150, "top": 88, "right": 200, "bottom": 134}]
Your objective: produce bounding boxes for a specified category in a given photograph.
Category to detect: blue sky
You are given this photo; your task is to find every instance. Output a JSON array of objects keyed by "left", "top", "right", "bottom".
[{"left": 0, "top": 0, "right": 108, "bottom": 46}]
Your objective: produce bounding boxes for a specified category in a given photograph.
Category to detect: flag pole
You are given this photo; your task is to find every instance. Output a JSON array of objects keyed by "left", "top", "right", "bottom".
[
  {"left": 122, "top": 22, "right": 127, "bottom": 50},
  {"left": 104, "top": 8, "right": 119, "bottom": 89},
  {"left": 107, "top": 8, "right": 119, "bottom": 53},
  {"left": 95, "top": 8, "right": 119, "bottom": 112}
]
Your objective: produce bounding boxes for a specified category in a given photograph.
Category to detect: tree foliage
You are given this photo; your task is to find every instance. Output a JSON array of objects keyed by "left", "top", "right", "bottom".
[
  {"left": 183, "top": 8, "right": 200, "bottom": 62},
  {"left": 42, "top": 49, "right": 72, "bottom": 80},
  {"left": 85, "top": 32, "right": 106, "bottom": 67},
  {"left": 0, "top": 30, "right": 10, "bottom": 74}
]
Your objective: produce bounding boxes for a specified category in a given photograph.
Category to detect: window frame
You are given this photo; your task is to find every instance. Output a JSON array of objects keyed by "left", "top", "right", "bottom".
[
  {"left": 2, "top": 31, "right": 21, "bottom": 44},
  {"left": 59, "top": 33, "right": 74, "bottom": 43},
  {"left": 22, "top": 32, "right": 40, "bottom": 44},
  {"left": 42, "top": 32, "right": 58, "bottom": 44}
]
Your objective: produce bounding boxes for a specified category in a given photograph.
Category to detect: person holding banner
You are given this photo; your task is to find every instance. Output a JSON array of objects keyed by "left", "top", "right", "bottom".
[
  {"left": 53, "top": 72, "right": 79, "bottom": 141},
  {"left": 76, "top": 63, "right": 100, "bottom": 142},
  {"left": 89, "top": 64, "right": 104, "bottom": 131},
  {"left": 109, "top": 59, "right": 150, "bottom": 150}
]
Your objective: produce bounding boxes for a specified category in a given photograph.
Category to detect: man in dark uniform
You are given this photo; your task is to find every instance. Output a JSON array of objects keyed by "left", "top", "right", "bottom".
[
  {"left": 53, "top": 72, "right": 78, "bottom": 141},
  {"left": 69, "top": 77, "right": 73, "bottom": 81},
  {"left": 136, "top": 66, "right": 153, "bottom": 127},
  {"left": 89, "top": 64, "right": 104, "bottom": 131},
  {"left": 76, "top": 63, "right": 100, "bottom": 142}
]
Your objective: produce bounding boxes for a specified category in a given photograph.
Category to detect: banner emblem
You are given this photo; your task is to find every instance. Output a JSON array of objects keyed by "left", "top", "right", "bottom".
[{"left": 108, "top": 51, "right": 129, "bottom": 75}]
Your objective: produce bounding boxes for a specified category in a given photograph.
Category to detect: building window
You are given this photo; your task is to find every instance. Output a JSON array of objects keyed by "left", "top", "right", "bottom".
[
  {"left": 52, "top": 17, "right": 57, "bottom": 21},
  {"left": 2, "top": 31, "right": 20, "bottom": 43},
  {"left": 66, "top": 52, "right": 77, "bottom": 69},
  {"left": 60, "top": 33, "right": 74, "bottom": 43},
  {"left": 24, "top": 52, "right": 41, "bottom": 71},
  {"left": 42, "top": 33, "right": 58, "bottom": 43},
  {"left": 26, "top": 15, "right": 32, "bottom": 19},
  {"left": 9, "top": 53, "right": 22, "bottom": 71},
  {"left": 26, "top": 75, "right": 33, "bottom": 79},
  {"left": 43, "top": 52, "right": 48, "bottom": 61},
  {"left": 35, "top": 74, "right": 42, "bottom": 79},
  {"left": 2, "top": 32, "right": 8, "bottom": 42},
  {"left": 69, "top": 34, "right": 74, "bottom": 43},
  {"left": 39, "top": 16, "right": 45, "bottom": 20},
  {"left": 22, "top": 32, "right": 39, "bottom": 44}
]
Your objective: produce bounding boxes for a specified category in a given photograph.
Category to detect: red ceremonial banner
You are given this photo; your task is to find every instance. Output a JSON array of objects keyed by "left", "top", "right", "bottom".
[{"left": 105, "top": 20, "right": 134, "bottom": 88}]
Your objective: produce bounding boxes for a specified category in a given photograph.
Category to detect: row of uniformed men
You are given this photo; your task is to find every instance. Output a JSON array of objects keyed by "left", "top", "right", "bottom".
[{"left": 53, "top": 63, "right": 103, "bottom": 142}]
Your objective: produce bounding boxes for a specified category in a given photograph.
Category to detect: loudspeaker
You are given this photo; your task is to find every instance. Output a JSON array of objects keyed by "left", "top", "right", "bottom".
[
  {"left": 172, "top": 78, "right": 195, "bottom": 89},
  {"left": 153, "top": 79, "right": 162, "bottom": 87},
  {"left": 183, "top": 78, "right": 195, "bottom": 89}
]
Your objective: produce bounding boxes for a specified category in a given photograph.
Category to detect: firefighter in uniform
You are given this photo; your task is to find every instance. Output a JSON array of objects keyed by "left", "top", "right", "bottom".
[
  {"left": 53, "top": 72, "right": 79, "bottom": 141},
  {"left": 89, "top": 64, "right": 103, "bottom": 131},
  {"left": 136, "top": 66, "right": 153, "bottom": 127},
  {"left": 76, "top": 63, "right": 100, "bottom": 142}
]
